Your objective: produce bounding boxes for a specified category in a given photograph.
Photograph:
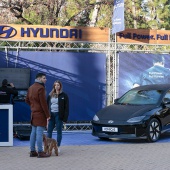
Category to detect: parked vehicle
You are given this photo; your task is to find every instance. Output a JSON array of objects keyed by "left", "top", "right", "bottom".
[{"left": 92, "top": 84, "right": 170, "bottom": 142}]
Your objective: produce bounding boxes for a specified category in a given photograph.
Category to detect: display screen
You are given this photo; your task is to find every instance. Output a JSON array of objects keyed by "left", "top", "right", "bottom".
[{"left": 0, "top": 68, "right": 30, "bottom": 89}]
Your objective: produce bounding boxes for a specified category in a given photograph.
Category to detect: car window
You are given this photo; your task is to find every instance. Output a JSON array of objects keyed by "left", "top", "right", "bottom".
[
  {"left": 163, "top": 91, "right": 170, "bottom": 103},
  {"left": 117, "top": 89, "right": 163, "bottom": 105}
]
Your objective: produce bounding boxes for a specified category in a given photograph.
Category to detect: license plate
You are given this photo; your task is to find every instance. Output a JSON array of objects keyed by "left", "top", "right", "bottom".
[{"left": 102, "top": 127, "right": 118, "bottom": 132}]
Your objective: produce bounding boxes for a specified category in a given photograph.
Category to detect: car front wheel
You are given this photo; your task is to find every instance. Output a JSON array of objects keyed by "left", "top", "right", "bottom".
[{"left": 146, "top": 118, "right": 161, "bottom": 142}]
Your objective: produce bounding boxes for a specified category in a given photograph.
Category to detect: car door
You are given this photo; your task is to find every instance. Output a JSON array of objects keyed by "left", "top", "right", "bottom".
[{"left": 160, "top": 90, "right": 170, "bottom": 126}]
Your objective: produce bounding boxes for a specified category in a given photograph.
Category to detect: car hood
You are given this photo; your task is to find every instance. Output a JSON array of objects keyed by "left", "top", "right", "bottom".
[{"left": 96, "top": 104, "right": 157, "bottom": 121}]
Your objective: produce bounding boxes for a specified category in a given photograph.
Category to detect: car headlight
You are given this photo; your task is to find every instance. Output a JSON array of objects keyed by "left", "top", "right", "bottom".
[
  {"left": 127, "top": 116, "right": 145, "bottom": 123},
  {"left": 93, "top": 115, "right": 99, "bottom": 121}
]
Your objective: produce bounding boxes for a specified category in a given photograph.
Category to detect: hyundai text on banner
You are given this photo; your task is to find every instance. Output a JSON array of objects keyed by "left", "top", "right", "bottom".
[
  {"left": 112, "top": 0, "right": 125, "bottom": 34},
  {"left": 0, "top": 24, "right": 109, "bottom": 42}
]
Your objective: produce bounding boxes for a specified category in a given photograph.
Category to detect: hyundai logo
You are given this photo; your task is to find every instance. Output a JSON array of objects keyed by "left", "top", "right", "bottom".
[
  {"left": 108, "top": 120, "right": 114, "bottom": 123},
  {"left": 0, "top": 26, "right": 17, "bottom": 38}
]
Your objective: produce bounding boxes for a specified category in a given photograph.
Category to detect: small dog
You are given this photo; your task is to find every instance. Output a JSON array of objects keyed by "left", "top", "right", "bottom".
[{"left": 43, "top": 134, "right": 58, "bottom": 156}]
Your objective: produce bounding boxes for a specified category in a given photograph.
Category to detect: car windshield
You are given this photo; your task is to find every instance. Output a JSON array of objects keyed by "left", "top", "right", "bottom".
[{"left": 117, "top": 89, "right": 163, "bottom": 105}]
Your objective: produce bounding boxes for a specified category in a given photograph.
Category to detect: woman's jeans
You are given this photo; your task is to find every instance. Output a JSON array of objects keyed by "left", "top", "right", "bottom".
[
  {"left": 30, "top": 126, "right": 45, "bottom": 152},
  {"left": 47, "top": 112, "right": 63, "bottom": 146}
]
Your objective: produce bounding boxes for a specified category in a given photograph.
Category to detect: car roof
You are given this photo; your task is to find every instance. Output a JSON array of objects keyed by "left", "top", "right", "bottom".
[{"left": 133, "top": 84, "right": 170, "bottom": 91}]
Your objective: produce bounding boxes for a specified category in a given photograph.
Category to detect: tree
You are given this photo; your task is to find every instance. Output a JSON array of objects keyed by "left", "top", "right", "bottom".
[
  {"left": 0, "top": 0, "right": 170, "bottom": 30},
  {"left": 124, "top": 0, "right": 148, "bottom": 29},
  {"left": 0, "top": 0, "right": 113, "bottom": 27},
  {"left": 142, "top": 0, "right": 170, "bottom": 29},
  {"left": 0, "top": 0, "right": 67, "bottom": 25}
]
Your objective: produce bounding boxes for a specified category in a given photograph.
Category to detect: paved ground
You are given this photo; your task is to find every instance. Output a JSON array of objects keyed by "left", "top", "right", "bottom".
[{"left": 1, "top": 131, "right": 170, "bottom": 170}]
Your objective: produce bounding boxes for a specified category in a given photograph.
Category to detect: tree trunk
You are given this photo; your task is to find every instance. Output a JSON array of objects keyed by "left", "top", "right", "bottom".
[
  {"left": 132, "top": 0, "right": 137, "bottom": 29},
  {"left": 89, "top": 0, "right": 101, "bottom": 27}
]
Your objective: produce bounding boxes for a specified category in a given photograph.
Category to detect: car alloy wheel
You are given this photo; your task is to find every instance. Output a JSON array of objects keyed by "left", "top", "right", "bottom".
[{"left": 146, "top": 118, "right": 161, "bottom": 142}]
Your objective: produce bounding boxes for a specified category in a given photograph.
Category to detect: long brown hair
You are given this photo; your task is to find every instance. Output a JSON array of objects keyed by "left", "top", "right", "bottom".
[{"left": 50, "top": 80, "right": 62, "bottom": 97}]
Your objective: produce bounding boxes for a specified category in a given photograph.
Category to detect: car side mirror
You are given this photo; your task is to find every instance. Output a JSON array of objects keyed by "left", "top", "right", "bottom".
[
  {"left": 114, "top": 98, "right": 119, "bottom": 104},
  {"left": 163, "top": 98, "right": 170, "bottom": 105}
]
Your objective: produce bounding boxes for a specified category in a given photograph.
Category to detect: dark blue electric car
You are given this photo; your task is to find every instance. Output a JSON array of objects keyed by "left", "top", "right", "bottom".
[{"left": 92, "top": 84, "right": 170, "bottom": 142}]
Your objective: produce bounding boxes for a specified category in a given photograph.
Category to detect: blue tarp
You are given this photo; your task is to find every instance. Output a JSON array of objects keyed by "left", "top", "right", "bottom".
[{"left": 0, "top": 51, "right": 106, "bottom": 122}]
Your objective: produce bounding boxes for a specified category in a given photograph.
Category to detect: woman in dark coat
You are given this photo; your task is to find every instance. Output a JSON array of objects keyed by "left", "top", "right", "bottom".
[{"left": 47, "top": 80, "right": 69, "bottom": 153}]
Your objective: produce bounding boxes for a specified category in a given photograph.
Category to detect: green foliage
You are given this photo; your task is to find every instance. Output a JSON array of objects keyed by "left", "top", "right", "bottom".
[
  {"left": 24, "top": 10, "right": 41, "bottom": 25},
  {"left": 0, "top": 0, "right": 170, "bottom": 30},
  {"left": 142, "top": 0, "right": 170, "bottom": 29},
  {"left": 96, "top": 3, "right": 112, "bottom": 28}
]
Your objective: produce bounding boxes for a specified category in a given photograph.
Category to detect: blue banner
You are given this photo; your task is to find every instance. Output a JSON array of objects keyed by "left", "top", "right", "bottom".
[
  {"left": 0, "top": 51, "right": 106, "bottom": 121},
  {"left": 112, "top": 0, "right": 125, "bottom": 34},
  {"left": 118, "top": 52, "right": 170, "bottom": 97}
]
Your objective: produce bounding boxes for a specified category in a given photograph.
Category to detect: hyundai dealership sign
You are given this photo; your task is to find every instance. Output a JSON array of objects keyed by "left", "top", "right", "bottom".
[
  {"left": 0, "top": 24, "right": 109, "bottom": 42},
  {"left": 1, "top": 24, "right": 170, "bottom": 44}
]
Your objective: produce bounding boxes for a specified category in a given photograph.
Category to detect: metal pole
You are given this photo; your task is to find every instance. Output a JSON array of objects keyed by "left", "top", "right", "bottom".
[
  {"left": 106, "top": 29, "right": 111, "bottom": 106},
  {"left": 15, "top": 47, "right": 19, "bottom": 68},
  {"left": 5, "top": 46, "right": 8, "bottom": 68},
  {"left": 113, "top": 33, "right": 117, "bottom": 100}
]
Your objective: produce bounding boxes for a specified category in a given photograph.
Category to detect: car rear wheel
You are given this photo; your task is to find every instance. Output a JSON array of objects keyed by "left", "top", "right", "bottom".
[{"left": 146, "top": 118, "right": 161, "bottom": 142}]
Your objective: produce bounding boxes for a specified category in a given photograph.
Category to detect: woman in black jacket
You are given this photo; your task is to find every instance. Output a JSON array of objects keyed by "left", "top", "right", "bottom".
[{"left": 47, "top": 80, "right": 69, "bottom": 153}]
